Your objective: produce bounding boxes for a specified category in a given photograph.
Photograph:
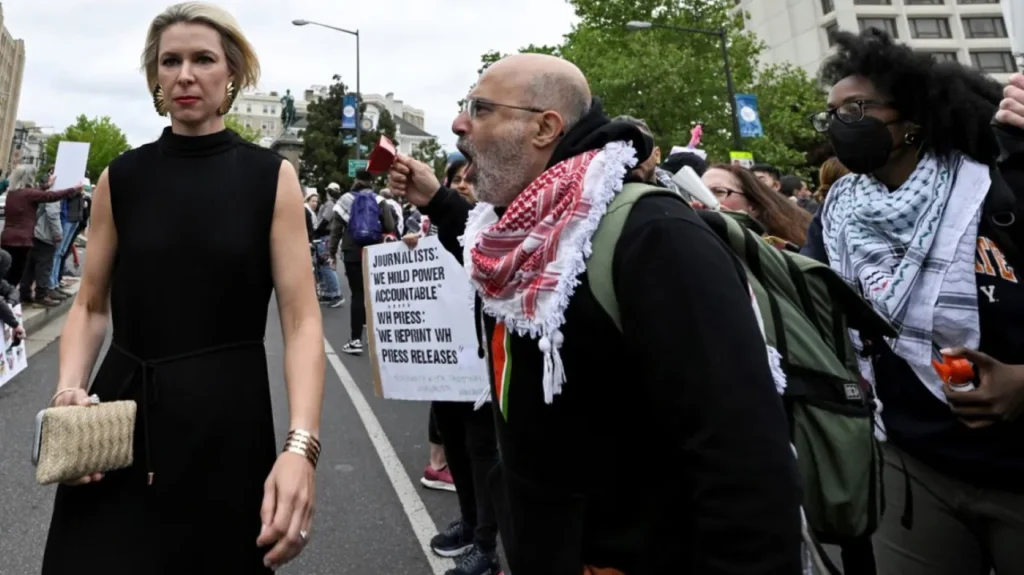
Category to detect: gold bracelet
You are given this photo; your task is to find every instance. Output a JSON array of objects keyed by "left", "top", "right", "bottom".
[{"left": 282, "top": 429, "right": 321, "bottom": 468}]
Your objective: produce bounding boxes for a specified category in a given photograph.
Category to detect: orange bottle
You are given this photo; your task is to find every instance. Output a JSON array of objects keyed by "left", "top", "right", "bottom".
[{"left": 931, "top": 355, "right": 977, "bottom": 392}]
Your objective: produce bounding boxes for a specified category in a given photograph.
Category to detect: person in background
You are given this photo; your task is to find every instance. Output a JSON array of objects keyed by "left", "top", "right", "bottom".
[
  {"left": 814, "top": 157, "right": 850, "bottom": 205},
  {"left": 781, "top": 174, "right": 820, "bottom": 213},
  {"left": 806, "top": 29, "right": 1024, "bottom": 574},
  {"left": 379, "top": 189, "right": 405, "bottom": 236},
  {"left": 752, "top": 163, "right": 782, "bottom": 193},
  {"left": 660, "top": 149, "right": 707, "bottom": 177},
  {"left": 303, "top": 192, "right": 318, "bottom": 242},
  {"left": 0, "top": 166, "right": 81, "bottom": 302},
  {"left": 315, "top": 182, "right": 342, "bottom": 238},
  {"left": 612, "top": 115, "right": 660, "bottom": 183},
  {"left": 445, "top": 157, "right": 475, "bottom": 205},
  {"left": 701, "top": 163, "right": 812, "bottom": 248},
  {"left": 329, "top": 169, "right": 397, "bottom": 355},
  {"left": 0, "top": 249, "right": 25, "bottom": 343},
  {"left": 391, "top": 52, "right": 802, "bottom": 575},
  {"left": 49, "top": 187, "right": 79, "bottom": 295}
]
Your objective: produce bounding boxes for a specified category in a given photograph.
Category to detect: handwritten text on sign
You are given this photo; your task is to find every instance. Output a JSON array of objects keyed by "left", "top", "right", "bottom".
[{"left": 364, "top": 237, "right": 488, "bottom": 401}]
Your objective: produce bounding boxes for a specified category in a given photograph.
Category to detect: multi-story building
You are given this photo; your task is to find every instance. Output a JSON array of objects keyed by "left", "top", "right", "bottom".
[
  {"left": 0, "top": 3, "right": 25, "bottom": 174},
  {"left": 362, "top": 92, "right": 435, "bottom": 155},
  {"left": 227, "top": 88, "right": 311, "bottom": 144},
  {"left": 737, "top": 0, "right": 1016, "bottom": 84}
]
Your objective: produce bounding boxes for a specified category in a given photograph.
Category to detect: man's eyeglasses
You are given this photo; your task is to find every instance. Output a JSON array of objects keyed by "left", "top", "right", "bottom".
[
  {"left": 808, "top": 99, "right": 895, "bottom": 133},
  {"left": 462, "top": 97, "right": 546, "bottom": 118}
]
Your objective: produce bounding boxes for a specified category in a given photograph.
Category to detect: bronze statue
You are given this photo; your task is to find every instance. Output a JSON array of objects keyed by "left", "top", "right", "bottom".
[{"left": 281, "top": 89, "right": 297, "bottom": 129}]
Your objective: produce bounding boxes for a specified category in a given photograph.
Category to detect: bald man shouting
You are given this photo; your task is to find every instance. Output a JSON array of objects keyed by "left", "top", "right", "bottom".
[{"left": 389, "top": 54, "right": 802, "bottom": 575}]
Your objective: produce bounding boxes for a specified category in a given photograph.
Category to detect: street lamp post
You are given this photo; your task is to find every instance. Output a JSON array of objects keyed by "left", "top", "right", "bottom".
[
  {"left": 292, "top": 19, "right": 363, "bottom": 160},
  {"left": 625, "top": 20, "right": 743, "bottom": 151}
]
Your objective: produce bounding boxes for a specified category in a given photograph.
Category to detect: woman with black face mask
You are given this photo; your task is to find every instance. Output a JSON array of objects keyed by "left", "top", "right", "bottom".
[{"left": 802, "top": 29, "right": 1024, "bottom": 575}]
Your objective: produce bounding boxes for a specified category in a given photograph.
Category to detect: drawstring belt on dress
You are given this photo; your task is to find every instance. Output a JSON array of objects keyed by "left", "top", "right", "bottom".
[{"left": 111, "top": 339, "right": 265, "bottom": 486}]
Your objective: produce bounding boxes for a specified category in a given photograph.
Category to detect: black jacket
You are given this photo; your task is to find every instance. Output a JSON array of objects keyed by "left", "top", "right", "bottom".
[{"left": 422, "top": 102, "right": 803, "bottom": 574}]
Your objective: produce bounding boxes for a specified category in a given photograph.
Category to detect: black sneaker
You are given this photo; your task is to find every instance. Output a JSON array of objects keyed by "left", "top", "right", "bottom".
[
  {"left": 445, "top": 545, "right": 500, "bottom": 575},
  {"left": 328, "top": 297, "right": 345, "bottom": 308},
  {"left": 340, "top": 340, "right": 363, "bottom": 355},
  {"left": 430, "top": 519, "right": 473, "bottom": 558}
]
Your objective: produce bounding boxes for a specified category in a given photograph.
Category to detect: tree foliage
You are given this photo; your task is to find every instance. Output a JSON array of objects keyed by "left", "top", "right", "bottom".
[
  {"left": 43, "top": 115, "right": 131, "bottom": 182},
  {"left": 411, "top": 138, "right": 449, "bottom": 182},
  {"left": 299, "top": 74, "right": 398, "bottom": 191},
  {"left": 468, "top": 0, "right": 826, "bottom": 176},
  {"left": 224, "top": 115, "right": 263, "bottom": 143}
]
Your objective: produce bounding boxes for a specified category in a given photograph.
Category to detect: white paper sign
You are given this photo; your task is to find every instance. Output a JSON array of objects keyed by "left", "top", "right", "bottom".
[
  {"left": 363, "top": 237, "right": 489, "bottom": 402},
  {"left": 0, "top": 304, "right": 28, "bottom": 389},
  {"left": 51, "top": 141, "right": 90, "bottom": 191}
]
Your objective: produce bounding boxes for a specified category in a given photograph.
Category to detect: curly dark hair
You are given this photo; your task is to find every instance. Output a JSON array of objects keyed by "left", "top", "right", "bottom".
[{"left": 819, "top": 28, "right": 1004, "bottom": 164}]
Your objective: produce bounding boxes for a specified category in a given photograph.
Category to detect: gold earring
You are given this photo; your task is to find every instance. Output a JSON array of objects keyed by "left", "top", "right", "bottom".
[
  {"left": 217, "top": 82, "right": 238, "bottom": 116},
  {"left": 152, "top": 84, "right": 168, "bottom": 117}
]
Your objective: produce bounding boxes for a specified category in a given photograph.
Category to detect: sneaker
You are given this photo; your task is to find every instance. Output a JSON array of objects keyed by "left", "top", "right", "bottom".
[
  {"left": 445, "top": 546, "right": 500, "bottom": 575},
  {"left": 328, "top": 297, "right": 345, "bottom": 309},
  {"left": 340, "top": 340, "right": 363, "bottom": 355},
  {"left": 421, "top": 465, "right": 456, "bottom": 492},
  {"left": 430, "top": 519, "right": 473, "bottom": 558},
  {"left": 55, "top": 288, "right": 73, "bottom": 297}
]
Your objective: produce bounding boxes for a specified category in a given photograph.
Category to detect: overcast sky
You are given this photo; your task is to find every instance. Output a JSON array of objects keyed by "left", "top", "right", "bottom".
[{"left": 4, "top": 0, "right": 577, "bottom": 151}]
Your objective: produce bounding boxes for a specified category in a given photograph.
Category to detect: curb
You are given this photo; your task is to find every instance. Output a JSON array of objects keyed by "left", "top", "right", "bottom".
[{"left": 23, "top": 294, "right": 75, "bottom": 335}]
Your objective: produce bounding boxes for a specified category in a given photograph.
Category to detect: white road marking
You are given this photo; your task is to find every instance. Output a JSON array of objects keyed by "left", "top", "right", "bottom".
[{"left": 323, "top": 339, "right": 454, "bottom": 575}]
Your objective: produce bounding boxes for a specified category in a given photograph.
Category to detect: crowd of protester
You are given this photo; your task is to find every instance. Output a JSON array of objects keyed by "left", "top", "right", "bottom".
[{"left": 28, "top": 3, "right": 1024, "bottom": 574}]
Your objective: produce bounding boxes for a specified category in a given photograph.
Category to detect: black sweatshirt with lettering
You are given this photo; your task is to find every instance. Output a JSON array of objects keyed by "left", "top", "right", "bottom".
[{"left": 422, "top": 128, "right": 802, "bottom": 573}]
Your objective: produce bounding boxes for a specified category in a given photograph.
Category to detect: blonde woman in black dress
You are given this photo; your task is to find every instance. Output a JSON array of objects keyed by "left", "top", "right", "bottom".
[{"left": 42, "top": 3, "right": 325, "bottom": 573}]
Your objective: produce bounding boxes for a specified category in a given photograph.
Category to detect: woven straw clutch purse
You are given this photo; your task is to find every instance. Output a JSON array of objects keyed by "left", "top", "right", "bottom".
[{"left": 34, "top": 400, "right": 137, "bottom": 485}]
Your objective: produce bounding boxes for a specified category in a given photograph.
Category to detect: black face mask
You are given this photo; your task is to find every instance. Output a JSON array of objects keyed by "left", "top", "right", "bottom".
[{"left": 828, "top": 117, "right": 901, "bottom": 175}]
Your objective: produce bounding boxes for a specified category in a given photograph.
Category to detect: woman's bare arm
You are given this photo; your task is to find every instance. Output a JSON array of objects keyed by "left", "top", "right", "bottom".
[
  {"left": 271, "top": 161, "right": 325, "bottom": 436},
  {"left": 55, "top": 170, "right": 116, "bottom": 392}
]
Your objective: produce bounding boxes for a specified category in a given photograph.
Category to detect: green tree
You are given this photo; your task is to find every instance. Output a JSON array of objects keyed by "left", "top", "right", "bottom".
[
  {"left": 224, "top": 115, "right": 262, "bottom": 143},
  {"left": 411, "top": 138, "right": 448, "bottom": 181},
  {"left": 43, "top": 115, "right": 131, "bottom": 182},
  {"left": 468, "top": 0, "right": 826, "bottom": 176},
  {"left": 300, "top": 74, "right": 399, "bottom": 191}
]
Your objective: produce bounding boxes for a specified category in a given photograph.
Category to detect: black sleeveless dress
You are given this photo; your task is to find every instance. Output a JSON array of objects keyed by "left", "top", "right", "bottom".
[{"left": 42, "top": 128, "right": 284, "bottom": 574}]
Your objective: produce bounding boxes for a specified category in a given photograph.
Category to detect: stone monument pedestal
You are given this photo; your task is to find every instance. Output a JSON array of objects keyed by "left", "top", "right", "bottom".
[{"left": 271, "top": 132, "right": 304, "bottom": 172}]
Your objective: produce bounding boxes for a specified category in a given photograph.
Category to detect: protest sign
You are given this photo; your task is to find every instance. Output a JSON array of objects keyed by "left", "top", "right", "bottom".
[
  {"left": 0, "top": 304, "right": 28, "bottom": 389},
  {"left": 363, "top": 237, "right": 489, "bottom": 402}
]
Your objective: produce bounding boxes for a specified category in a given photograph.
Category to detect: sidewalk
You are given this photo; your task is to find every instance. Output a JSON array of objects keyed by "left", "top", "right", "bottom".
[{"left": 22, "top": 280, "right": 80, "bottom": 334}]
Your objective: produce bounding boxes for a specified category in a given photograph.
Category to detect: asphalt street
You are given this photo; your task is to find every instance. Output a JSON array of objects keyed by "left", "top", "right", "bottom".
[{"left": 0, "top": 285, "right": 466, "bottom": 574}]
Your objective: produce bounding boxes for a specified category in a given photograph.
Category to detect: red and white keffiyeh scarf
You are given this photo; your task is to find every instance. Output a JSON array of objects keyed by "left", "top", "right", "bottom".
[{"left": 461, "top": 141, "right": 638, "bottom": 403}]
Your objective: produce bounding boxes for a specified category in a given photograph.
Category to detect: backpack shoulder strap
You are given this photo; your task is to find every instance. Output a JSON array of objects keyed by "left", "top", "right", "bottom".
[{"left": 587, "top": 183, "right": 685, "bottom": 332}]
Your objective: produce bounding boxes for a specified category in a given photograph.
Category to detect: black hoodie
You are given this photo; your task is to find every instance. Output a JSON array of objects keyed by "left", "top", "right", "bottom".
[{"left": 423, "top": 100, "right": 802, "bottom": 574}]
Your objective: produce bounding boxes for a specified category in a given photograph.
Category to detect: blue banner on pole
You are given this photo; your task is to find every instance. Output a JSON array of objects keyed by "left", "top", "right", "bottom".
[
  {"left": 735, "top": 94, "right": 764, "bottom": 138},
  {"left": 342, "top": 95, "right": 357, "bottom": 130}
]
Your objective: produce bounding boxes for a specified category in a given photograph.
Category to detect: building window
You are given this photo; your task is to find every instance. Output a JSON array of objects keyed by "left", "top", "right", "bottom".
[
  {"left": 825, "top": 22, "right": 840, "bottom": 46},
  {"left": 858, "top": 18, "right": 898, "bottom": 37},
  {"left": 962, "top": 17, "right": 1007, "bottom": 38},
  {"left": 853, "top": 0, "right": 891, "bottom": 4},
  {"left": 246, "top": 105, "right": 251, "bottom": 113},
  {"left": 821, "top": 0, "right": 835, "bottom": 14},
  {"left": 261, "top": 122, "right": 268, "bottom": 131},
  {"left": 905, "top": 0, "right": 944, "bottom": 4},
  {"left": 262, "top": 105, "right": 268, "bottom": 114},
  {"left": 271, "top": 106, "right": 276, "bottom": 115},
  {"left": 910, "top": 18, "right": 951, "bottom": 38},
  {"left": 244, "top": 120, "right": 252, "bottom": 128},
  {"left": 957, "top": 0, "right": 997, "bottom": 4},
  {"left": 970, "top": 51, "right": 1016, "bottom": 73},
  {"left": 929, "top": 51, "right": 959, "bottom": 62}
]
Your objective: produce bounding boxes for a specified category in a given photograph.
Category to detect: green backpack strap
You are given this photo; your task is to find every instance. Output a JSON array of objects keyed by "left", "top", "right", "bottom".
[{"left": 587, "top": 183, "right": 684, "bottom": 332}]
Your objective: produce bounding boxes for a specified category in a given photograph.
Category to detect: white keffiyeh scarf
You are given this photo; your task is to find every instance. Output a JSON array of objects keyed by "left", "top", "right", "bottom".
[{"left": 821, "top": 151, "right": 990, "bottom": 402}]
